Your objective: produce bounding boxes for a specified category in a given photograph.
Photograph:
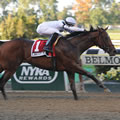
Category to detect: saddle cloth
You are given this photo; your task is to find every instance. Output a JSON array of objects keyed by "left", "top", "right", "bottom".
[{"left": 31, "top": 39, "right": 56, "bottom": 57}]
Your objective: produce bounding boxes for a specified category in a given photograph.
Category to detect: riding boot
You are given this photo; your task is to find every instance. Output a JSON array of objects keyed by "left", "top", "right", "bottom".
[{"left": 43, "top": 33, "right": 59, "bottom": 52}]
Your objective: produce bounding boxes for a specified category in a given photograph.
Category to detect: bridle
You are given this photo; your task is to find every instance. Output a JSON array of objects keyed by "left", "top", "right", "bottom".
[{"left": 96, "top": 29, "right": 112, "bottom": 53}]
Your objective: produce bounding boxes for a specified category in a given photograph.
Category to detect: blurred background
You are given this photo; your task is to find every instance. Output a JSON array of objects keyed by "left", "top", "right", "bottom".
[
  {"left": 0, "top": 0, "right": 120, "bottom": 91},
  {"left": 0, "top": 0, "right": 120, "bottom": 40}
]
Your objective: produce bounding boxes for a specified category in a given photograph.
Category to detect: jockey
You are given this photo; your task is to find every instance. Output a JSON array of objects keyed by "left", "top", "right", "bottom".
[{"left": 36, "top": 17, "right": 84, "bottom": 52}]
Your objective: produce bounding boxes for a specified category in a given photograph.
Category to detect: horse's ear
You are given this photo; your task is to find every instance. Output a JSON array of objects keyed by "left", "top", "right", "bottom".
[
  {"left": 104, "top": 26, "right": 109, "bottom": 31},
  {"left": 90, "top": 25, "right": 94, "bottom": 31},
  {"left": 97, "top": 26, "right": 104, "bottom": 31},
  {"left": 97, "top": 26, "right": 101, "bottom": 31},
  {"left": 97, "top": 26, "right": 100, "bottom": 29}
]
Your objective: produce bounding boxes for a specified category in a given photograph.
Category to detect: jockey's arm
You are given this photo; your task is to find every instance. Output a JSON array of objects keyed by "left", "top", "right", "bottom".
[{"left": 64, "top": 25, "right": 84, "bottom": 33}]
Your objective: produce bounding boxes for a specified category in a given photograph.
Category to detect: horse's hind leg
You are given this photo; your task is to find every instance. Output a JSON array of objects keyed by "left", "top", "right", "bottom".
[
  {"left": 67, "top": 72, "right": 78, "bottom": 100},
  {"left": 80, "top": 69, "right": 110, "bottom": 92},
  {"left": 79, "top": 74, "right": 86, "bottom": 92},
  {"left": 0, "top": 66, "right": 6, "bottom": 99},
  {"left": 78, "top": 59, "right": 86, "bottom": 92},
  {"left": 0, "top": 70, "right": 15, "bottom": 100}
]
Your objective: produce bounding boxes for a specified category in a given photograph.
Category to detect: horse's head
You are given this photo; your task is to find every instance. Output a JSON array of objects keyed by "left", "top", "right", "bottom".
[{"left": 94, "top": 27, "right": 116, "bottom": 56}]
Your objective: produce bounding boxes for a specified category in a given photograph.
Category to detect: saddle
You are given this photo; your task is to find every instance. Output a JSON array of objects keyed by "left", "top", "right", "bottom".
[{"left": 31, "top": 39, "right": 59, "bottom": 70}]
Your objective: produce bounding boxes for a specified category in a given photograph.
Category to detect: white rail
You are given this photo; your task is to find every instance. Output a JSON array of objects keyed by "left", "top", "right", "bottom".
[{"left": 112, "top": 40, "right": 120, "bottom": 45}]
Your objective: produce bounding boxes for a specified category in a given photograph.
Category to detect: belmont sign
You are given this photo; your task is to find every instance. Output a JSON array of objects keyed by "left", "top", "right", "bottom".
[
  {"left": 82, "top": 55, "right": 120, "bottom": 65},
  {"left": 13, "top": 63, "right": 58, "bottom": 84}
]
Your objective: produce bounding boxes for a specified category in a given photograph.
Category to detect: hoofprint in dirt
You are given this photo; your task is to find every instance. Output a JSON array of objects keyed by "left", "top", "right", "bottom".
[{"left": 0, "top": 91, "right": 120, "bottom": 120}]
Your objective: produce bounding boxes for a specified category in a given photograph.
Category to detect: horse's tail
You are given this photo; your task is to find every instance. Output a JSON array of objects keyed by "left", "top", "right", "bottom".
[{"left": 0, "top": 41, "right": 5, "bottom": 46}]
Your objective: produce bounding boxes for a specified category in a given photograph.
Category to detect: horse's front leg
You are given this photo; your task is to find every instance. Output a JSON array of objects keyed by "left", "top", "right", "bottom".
[
  {"left": 85, "top": 72, "right": 110, "bottom": 92},
  {"left": 72, "top": 64, "right": 110, "bottom": 92},
  {"left": 67, "top": 71, "right": 78, "bottom": 100}
]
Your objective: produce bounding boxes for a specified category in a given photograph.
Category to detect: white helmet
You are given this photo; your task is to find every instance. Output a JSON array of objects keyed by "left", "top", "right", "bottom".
[{"left": 65, "top": 17, "right": 76, "bottom": 26}]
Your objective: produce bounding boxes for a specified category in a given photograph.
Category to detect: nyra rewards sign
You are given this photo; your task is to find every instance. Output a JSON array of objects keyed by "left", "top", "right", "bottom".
[{"left": 13, "top": 63, "right": 58, "bottom": 84}]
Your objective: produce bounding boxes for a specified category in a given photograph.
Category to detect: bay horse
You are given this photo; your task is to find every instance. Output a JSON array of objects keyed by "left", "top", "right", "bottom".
[{"left": 0, "top": 26, "right": 116, "bottom": 100}]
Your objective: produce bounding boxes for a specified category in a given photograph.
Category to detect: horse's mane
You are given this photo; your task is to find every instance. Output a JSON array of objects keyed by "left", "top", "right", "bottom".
[
  {"left": 64, "top": 26, "right": 98, "bottom": 39},
  {"left": 64, "top": 31, "right": 88, "bottom": 38}
]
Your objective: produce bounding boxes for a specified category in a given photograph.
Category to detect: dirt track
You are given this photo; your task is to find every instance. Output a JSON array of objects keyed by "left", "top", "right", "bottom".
[{"left": 0, "top": 91, "right": 120, "bottom": 120}]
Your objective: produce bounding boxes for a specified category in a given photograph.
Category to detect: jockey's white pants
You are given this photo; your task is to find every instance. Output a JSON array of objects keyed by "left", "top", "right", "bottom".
[{"left": 36, "top": 24, "right": 60, "bottom": 36}]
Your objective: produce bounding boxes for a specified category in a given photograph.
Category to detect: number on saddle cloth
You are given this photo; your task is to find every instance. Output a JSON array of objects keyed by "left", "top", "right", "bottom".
[{"left": 31, "top": 39, "right": 56, "bottom": 57}]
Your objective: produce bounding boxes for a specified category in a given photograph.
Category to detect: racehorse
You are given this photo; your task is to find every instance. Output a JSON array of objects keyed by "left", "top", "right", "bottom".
[{"left": 0, "top": 26, "right": 116, "bottom": 100}]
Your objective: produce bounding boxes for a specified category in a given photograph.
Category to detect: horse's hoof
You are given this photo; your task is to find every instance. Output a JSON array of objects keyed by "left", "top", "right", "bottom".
[{"left": 104, "top": 88, "right": 111, "bottom": 92}]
